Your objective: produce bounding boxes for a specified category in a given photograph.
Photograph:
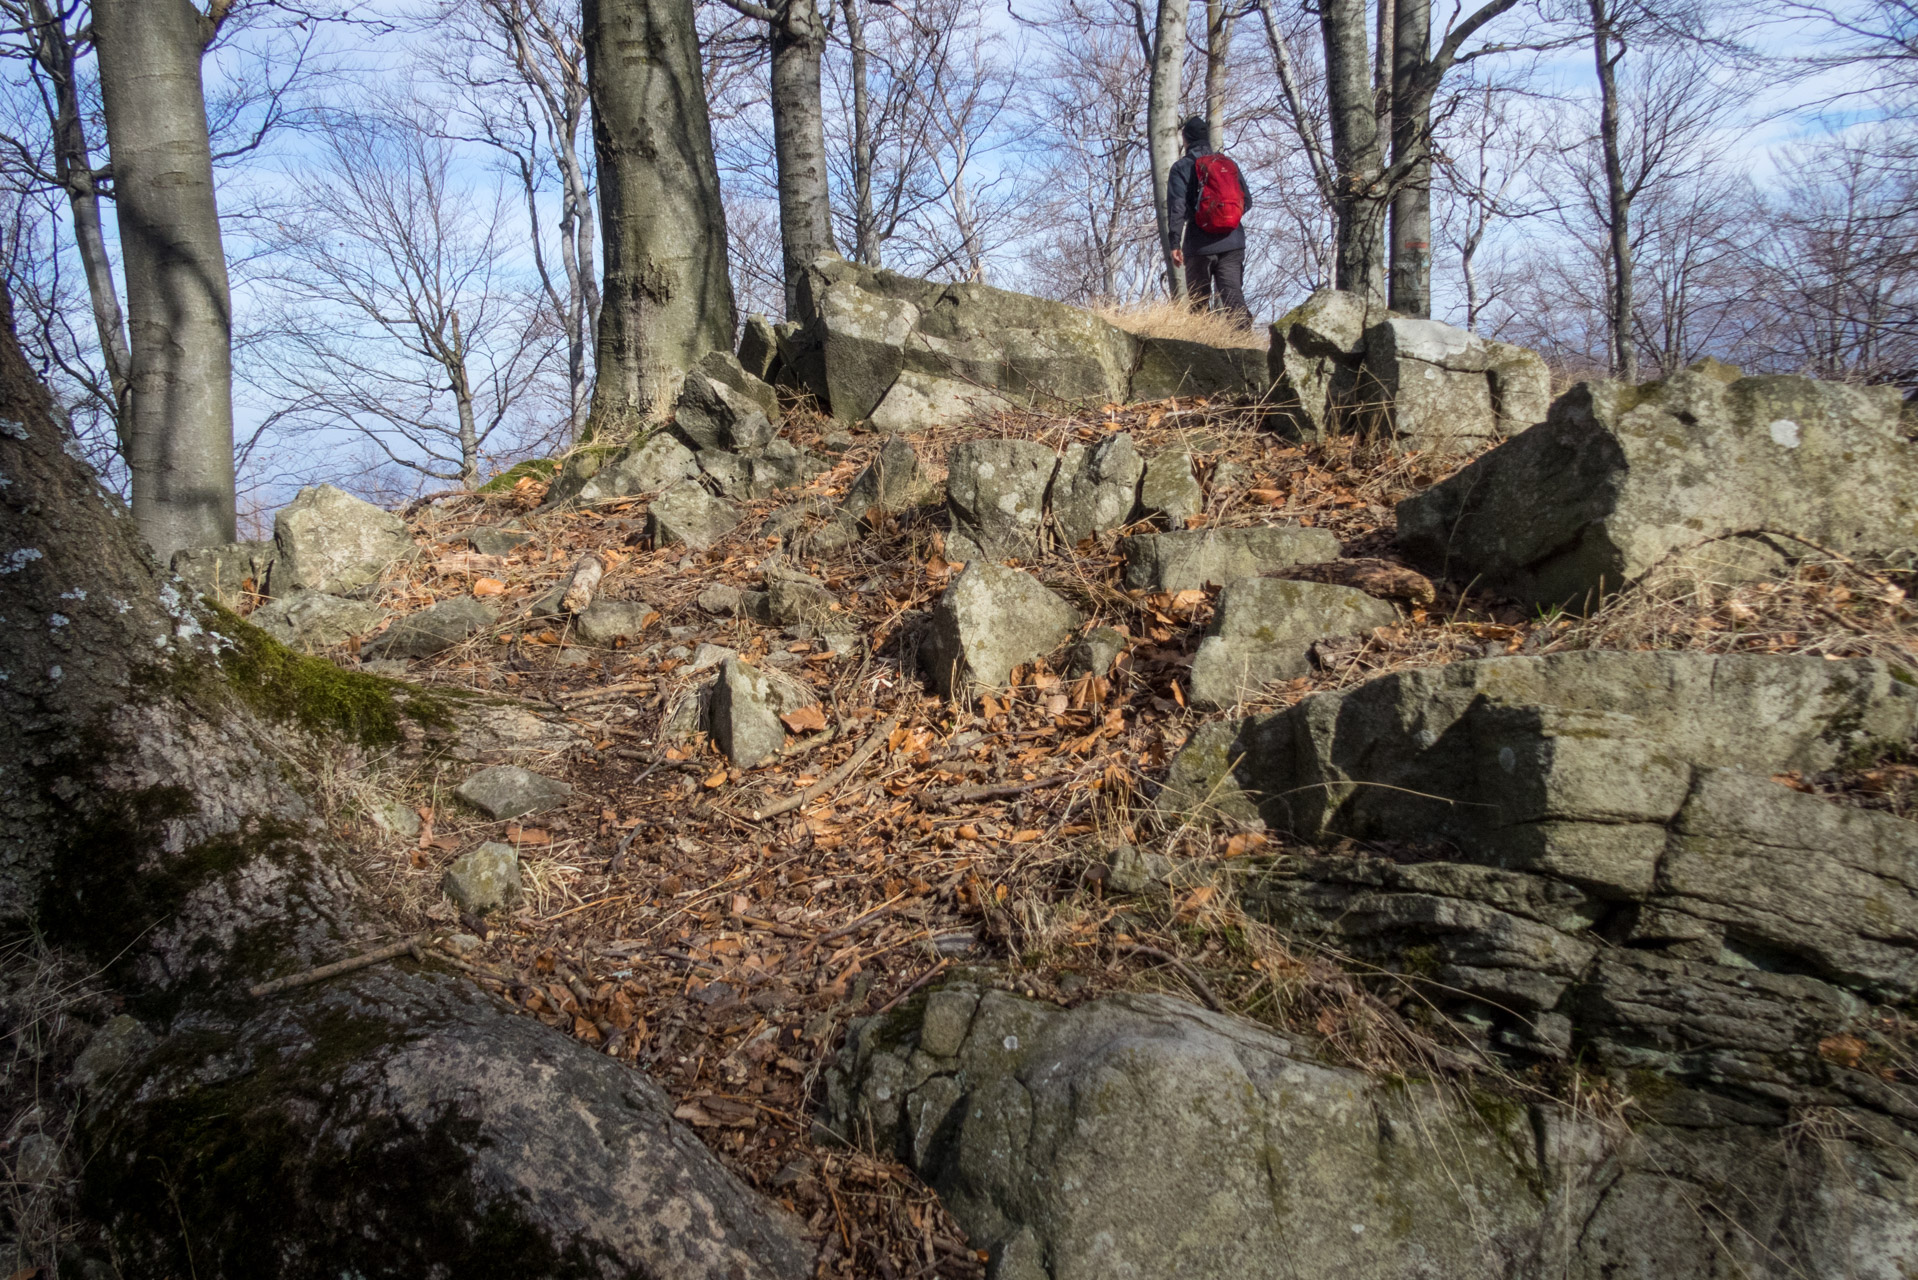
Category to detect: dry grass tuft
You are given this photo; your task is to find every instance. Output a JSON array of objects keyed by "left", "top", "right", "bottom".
[{"left": 1091, "top": 298, "right": 1265, "bottom": 349}]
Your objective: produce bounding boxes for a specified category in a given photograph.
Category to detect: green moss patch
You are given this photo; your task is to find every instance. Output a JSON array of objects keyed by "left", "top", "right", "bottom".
[{"left": 476, "top": 458, "right": 558, "bottom": 494}]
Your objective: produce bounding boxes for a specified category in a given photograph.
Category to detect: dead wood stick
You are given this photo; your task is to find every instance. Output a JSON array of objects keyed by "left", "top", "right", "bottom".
[
  {"left": 923, "top": 773, "right": 1072, "bottom": 809},
  {"left": 558, "top": 679, "right": 658, "bottom": 702},
  {"left": 1121, "top": 943, "right": 1225, "bottom": 1012},
  {"left": 248, "top": 936, "right": 426, "bottom": 999},
  {"left": 752, "top": 715, "right": 900, "bottom": 821},
  {"left": 871, "top": 959, "right": 952, "bottom": 1016}
]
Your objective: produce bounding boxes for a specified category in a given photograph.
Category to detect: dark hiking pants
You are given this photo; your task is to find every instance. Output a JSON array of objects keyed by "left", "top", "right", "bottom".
[{"left": 1185, "top": 247, "right": 1250, "bottom": 325}]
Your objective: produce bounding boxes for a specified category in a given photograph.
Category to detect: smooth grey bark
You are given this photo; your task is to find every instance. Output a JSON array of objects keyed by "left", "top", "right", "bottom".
[
  {"left": 1320, "top": 0, "right": 1387, "bottom": 299},
  {"left": 1204, "top": 0, "right": 1230, "bottom": 149},
  {"left": 93, "top": 0, "right": 236, "bottom": 561},
  {"left": 1591, "top": 0, "right": 1638, "bottom": 381},
  {"left": 1147, "top": 0, "right": 1189, "bottom": 298},
  {"left": 722, "top": 0, "right": 838, "bottom": 311},
  {"left": 0, "top": 291, "right": 810, "bottom": 1279},
  {"left": 1388, "top": 0, "right": 1433, "bottom": 315},
  {"left": 840, "top": 0, "right": 878, "bottom": 266},
  {"left": 19, "top": 0, "right": 132, "bottom": 441},
  {"left": 585, "top": 0, "right": 737, "bottom": 427}
]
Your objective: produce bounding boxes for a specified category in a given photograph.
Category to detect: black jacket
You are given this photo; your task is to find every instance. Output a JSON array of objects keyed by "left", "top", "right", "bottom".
[{"left": 1166, "top": 144, "right": 1251, "bottom": 257}]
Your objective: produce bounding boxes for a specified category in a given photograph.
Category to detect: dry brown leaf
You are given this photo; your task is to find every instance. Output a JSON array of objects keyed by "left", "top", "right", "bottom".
[
  {"left": 703, "top": 769, "right": 729, "bottom": 789},
  {"left": 780, "top": 704, "right": 829, "bottom": 733},
  {"left": 472, "top": 577, "right": 507, "bottom": 596}
]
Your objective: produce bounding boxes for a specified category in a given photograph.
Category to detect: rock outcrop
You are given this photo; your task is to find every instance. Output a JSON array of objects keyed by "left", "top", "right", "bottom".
[
  {"left": 1164, "top": 651, "right": 1918, "bottom": 1113},
  {"left": 1397, "top": 365, "right": 1918, "bottom": 610},
  {"left": 823, "top": 985, "right": 1918, "bottom": 1279},
  {"left": 1266, "top": 288, "right": 1377, "bottom": 440},
  {"left": 784, "top": 258, "right": 1265, "bottom": 424}
]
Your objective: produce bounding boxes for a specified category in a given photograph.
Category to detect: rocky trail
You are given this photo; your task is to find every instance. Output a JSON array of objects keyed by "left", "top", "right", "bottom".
[{"left": 61, "top": 266, "right": 1918, "bottom": 1277}]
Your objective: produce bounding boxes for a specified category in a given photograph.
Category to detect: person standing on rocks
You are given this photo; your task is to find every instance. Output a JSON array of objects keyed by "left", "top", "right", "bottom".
[{"left": 1166, "top": 115, "right": 1253, "bottom": 326}]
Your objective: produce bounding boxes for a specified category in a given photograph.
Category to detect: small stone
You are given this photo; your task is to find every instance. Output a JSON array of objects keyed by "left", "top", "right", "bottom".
[
  {"left": 442, "top": 842, "right": 523, "bottom": 914},
  {"left": 707, "top": 656, "right": 818, "bottom": 768},
  {"left": 14, "top": 1132, "right": 64, "bottom": 1185},
  {"left": 1106, "top": 843, "right": 1177, "bottom": 893},
  {"left": 445, "top": 932, "right": 484, "bottom": 956},
  {"left": 575, "top": 599, "right": 656, "bottom": 645},
  {"left": 1187, "top": 578, "right": 1398, "bottom": 709},
  {"left": 1122, "top": 525, "right": 1341, "bottom": 592},
  {"left": 1138, "top": 452, "right": 1203, "bottom": 526},
  {"left": 1051, "top": 433, "right": 1143, "bottom": 548},
  {"left": 1065, "top": 627, "right": 1127, "bottom": 677},
  {"left": 698, "top": 583, "right": 744, "bottom": 615},
  {"left": 765, "top": 566, "right": 837, "bottom": 627},
  {"left": 690, "top": 643, "right": 737, "bottom": 671},
  {"left": 250, "top": 591, "right": 387, "bottom": 653},
  {"left": 737, "top": 315, "right": 782, "bottom": 382},
  {"left": 822, "top": 630, "right": 860, "bottom": 655},
  {"left": 69, "top": 1015, "right": 155, "bottom": 1094},
  {"left": 370, "top": 799, "right": 422, "bottom": 840},
  {"left": 363, "top": 597, "right": 498, "bottom": 659},
  {"left": 555, "top": 648, "right": 591, "bottom": 668},
  {"left": 647, "top": 481, "right": 743, "bottom": 552},
  {"left": 453, "top": 764, "right": 572, "bottom": 820},
  {"left": 468, "top": 527, "right": 532, "bottom": 556}
]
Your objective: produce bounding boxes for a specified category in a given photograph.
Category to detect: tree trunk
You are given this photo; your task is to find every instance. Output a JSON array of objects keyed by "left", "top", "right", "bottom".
[
  {"left": 92, "top": 0, "right": 236, "bottom": 561},
  {"left": 840, "top": 0, "right": 878, "bottom": 267},
  {"left": 1147, "top": 0, "right": 1189, "bottom": 299},
  {"left": 1591, "top": 0, "right": 1637, "bottom": 381},
  {"left": 585, "top": 0, "right": 737, "bottom": 429},
  {"left": 1388, "top": 0, "right": 1432, "bottom": 316},
  {"left": 1320, "top": 0, "right": 1386, "bottom": 299},
  {"left": 770, "top": 0, "right": 838, "bottom": 311},
  {"left": 0, "top": 291, "right": 809, "bottom": 1279},
  {"left": 1204, "top": 0, "right": 1229, "bottom": 149},
  {"left": 450, "top": 309, "right": 481, "bottom": 487},
  {"left": 26, "top": 0, "right": 132, "bottom": 445}
]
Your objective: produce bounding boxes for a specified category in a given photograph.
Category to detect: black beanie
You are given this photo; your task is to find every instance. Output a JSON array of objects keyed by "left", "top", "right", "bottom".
[{"left": 1181, "top": 116, "right": 1209, "bottom": 146}]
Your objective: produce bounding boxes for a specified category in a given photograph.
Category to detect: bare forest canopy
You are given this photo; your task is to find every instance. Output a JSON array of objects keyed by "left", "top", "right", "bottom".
[{"left": 1, "top": 0, "right": 1914, "bottom": 517}]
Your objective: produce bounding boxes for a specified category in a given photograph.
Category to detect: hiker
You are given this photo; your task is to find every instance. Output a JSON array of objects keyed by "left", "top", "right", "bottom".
[{"left": 1165, "top": 115, "right": 1253, "bottom": 325}]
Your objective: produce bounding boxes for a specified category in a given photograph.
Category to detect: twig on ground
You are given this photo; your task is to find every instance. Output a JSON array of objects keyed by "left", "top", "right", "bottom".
[
  {"left": 1121, "top": 943, "right": 1225, "bottom": 1012},
  {"left": 753, "top": 715, "right": 900, "bottom": 820},
  {"left": 248, "top": 935, "right": 426, "bottom": 999}
]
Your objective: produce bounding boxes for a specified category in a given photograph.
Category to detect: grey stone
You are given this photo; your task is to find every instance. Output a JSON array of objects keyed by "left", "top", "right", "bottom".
[
  {"left": 554, "top": 647, "right": 591, "bottom": 668},
  {"left": 575, "top": 599, "right": 655, "bottom": 645},
  {"left": 1187, "top": 578, "right": 1398, "bottom": 708},
  {"left": 698, "top": 583, "right": 744, "bottom": 615},
  {"left": 1051, "top": 433, "right": 1143, "bottom": 548},
  {"left": 171, "top": 539, "right": 275, "bottom": 609},
  {"left": 796, "top": 262, "right": 920, "bottom": 421},
  {"left": 250, "top": 591, "right": 387, "bottom": 652},
  {"left": 944, "top": 439, "right": 1057, "bottom": 560},
  {"left": 1361, "top": 316, "right": 1551, "bottom": 451},
  {"left": 575, "top": 432, "right": 701, "bottom": 504},
  {"left": 737, "top": 314, "right": 782, "bottom": 383},
  {"left": 867, "top": 368, "right": 1002, "bottom": 433},
  {"left": 69, "top": 1015, "right": 155, "bottom": 1094},
  {"left": 369, "top": 799, "right": 422, "bottom": 840},
  {"left": 454, "top": 764, "right": 572, "bottom": 820},
  {"left": 1121, "top": 524, "right": 1341, "bottom": 591},
  {"left": 14, "top": 1132, "right": 64, "bottom": 1184},
  {"left": 468, "top": 526, "right": 532, "bottom": 556},
  {"left": 1266, "top": 288, "right": 1381, "bottom": 440},
  {"left": 707, "top": 656, "right": 818, "bottom": 768},
  {"left": 674, "top": 368, "right": 776, "bottom": 455},
  {"left": 273, "top": 484, "right": 414, "bottom": 595},
  {"left": 698, "top": 349, "right": 782, "bottom": 424},
  {"left": 841, "top": 435, "right": 938, "bottom": 519},
  {"left": 1129, "top": 338, "right": 1268, "bottom": 402},
  {"left": 647, "top": 482, "right": 743, "bottom": 552},
  {"left": 920, "top": 561, "right": 1081, "bottom": 697},
  {"left": 1397, "top": 369, "right": 1918, "bottom": 611},
  {"left": 821, "top": 630, "right": 859, "bottom": 655},
  {"left": 363, "top": 596, "right": 497, "bottom": 659},
  {"left": 1105, "top": 843, "right": 1177, "bottom": 893},
  {"left": 759, "top": 496, "right": 838, "bottom": 545},
  {"left": 442, "top": 841, "right": 522, "bottom": 914},
  {"left": 765, "top": 566, "right": 837, "bottom": 628},
  {"left": 743, "top": 442, "right": 828, "bottom": 497},
  {"left": 1137, "top": 451, "right": 1203, "bottom": 526},
  {"left": 1064, "top": 626, "right": 1127, "bottom": 676},
  {"left": 695, "top": 449, "right": 749, "bottom": 497},
  {"left": 358, "top": 658, "right": 409, "bottom": 676}
]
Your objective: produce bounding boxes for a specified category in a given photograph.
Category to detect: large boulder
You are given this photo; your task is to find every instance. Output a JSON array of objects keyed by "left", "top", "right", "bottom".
[
  {"left": 919, "top": 561, "right": 1081, "bottom": 696},
  {"left": 1121, "top": 524, "right": 1340, "bottom": 592},
  {"left": 1129, "top": 337, "right": 1267, "bottom": 402},
  {"left": 1266, "top": 289, "right": 1379, "bottom": 441},
  {"left": 1187, "top": 578, "right": 1397, "bottom": 708},
  {"left": 795, "top": 260, "right": 922, "bottom": 421},
  {"left": 823, "top": 986, "right": 1918, "bottom": 1279},
  {"left": 737, "top": 315, "right": 782, "bottom": 383},
  {"left": 1361, "top": 316, "right": 1551, "bottom": 451},
  {"left": 1050, "top": 433, "right": 1143, "bottom": 548},
  {"left": 842, "top": 435, "right": 939, "bottom": 519},
  {"left": 647, "top": 481, "right": 742, "bottom": 552},
  {"left": 1398, "top": 367, "right": 1918, "bottom": 611},
  {"left": 944, "top": 438, "right": 1058, "bottom": 561},
  {"left": 672, "top": 366, "right": 776, "bottom": 455},
  {"left": 577, "top": 432, "right": 702, "bottom": 505},
  {"left": 272, "top": 485, "right": 414, "bottom": 595}
]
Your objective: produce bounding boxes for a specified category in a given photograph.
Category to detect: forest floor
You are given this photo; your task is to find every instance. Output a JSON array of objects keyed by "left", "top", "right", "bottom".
[{"left": 280, "top": 397, "right": 1918, "bottom": 1278}]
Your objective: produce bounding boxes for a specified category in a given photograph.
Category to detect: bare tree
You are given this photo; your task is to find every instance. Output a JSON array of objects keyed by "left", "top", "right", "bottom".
[
  {"left": 1432, "top": 75, "right": 1551, "bottom": 329},
  {"left": 265, "top": 104, "right": 561, "bottom": 487},
  {"left": 1147, "top": 0, "right": 1189, "bottom": 296},
  {"left": 93, "top": 0, "right": 236, "bottom": 559},
  {"left": 428, "top": 0, "right": 600, "bottom": 439},
  {"left": 586, "top": 0, "right": 736, "bottom": 426}
]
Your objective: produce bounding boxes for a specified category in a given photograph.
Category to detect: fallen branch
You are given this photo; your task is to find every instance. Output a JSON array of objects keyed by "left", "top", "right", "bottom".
[
  {"left": 870, "top": 959, "right": 952, "bottom": 1016},
  {"left": 1121, "top": 943, "right": 1225, "bottom": 1012},
  {"left": 921, "top": 773, "right": 1071, "bottom": 810},
  {"left": 752, "top": 715, "right": 900, "bottom": 821},
  {"left": 249, "top": 935, "right": 425, "bottom": 999}
]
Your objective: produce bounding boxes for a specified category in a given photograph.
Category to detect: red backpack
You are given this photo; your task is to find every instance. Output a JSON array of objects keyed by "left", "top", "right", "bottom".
[{"left": 1193, "top": 153, "right": 1246, "bottom": 235}]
